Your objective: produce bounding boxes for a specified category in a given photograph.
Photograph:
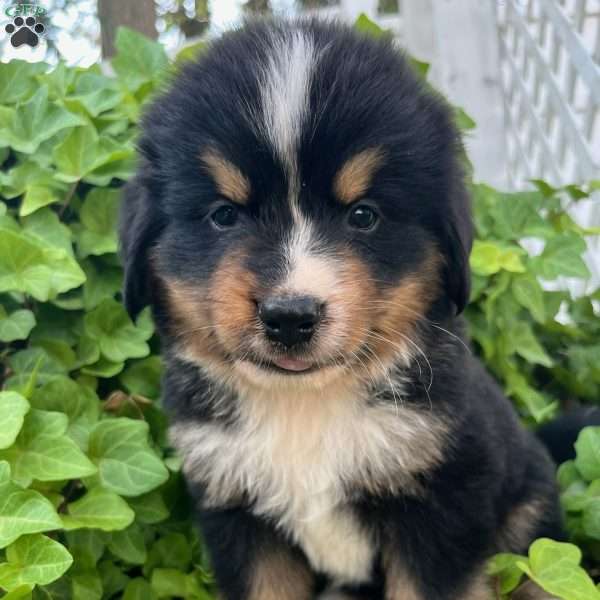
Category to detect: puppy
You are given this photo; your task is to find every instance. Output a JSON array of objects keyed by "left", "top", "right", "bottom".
[{"left": 120, "top": 19, "right": 563, "bottom": 600}]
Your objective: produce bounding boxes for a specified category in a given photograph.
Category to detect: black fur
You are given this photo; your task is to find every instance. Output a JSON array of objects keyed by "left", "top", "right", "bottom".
[{"left": 120, "top": 19, "right": 563, "bottom": 600}]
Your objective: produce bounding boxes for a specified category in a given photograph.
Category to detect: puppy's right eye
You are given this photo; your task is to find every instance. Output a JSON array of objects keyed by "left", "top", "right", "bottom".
[{"left": 210, "top": 204, "right": 238, "bottom": 229}]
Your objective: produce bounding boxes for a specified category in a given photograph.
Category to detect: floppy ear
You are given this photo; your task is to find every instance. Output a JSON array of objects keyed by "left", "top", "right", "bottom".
[
  {"left": 442, "top": 181, "right": 473, "bottom": 315},
  {"left": 119, "top": 161, "right": 163, "bottom": 318}
]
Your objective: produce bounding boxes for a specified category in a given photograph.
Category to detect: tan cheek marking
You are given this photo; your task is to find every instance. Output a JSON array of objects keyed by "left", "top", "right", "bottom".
[
  {"left": 201, "top": 149, "right": 251, "bottom": 205},
  {"left": 326, "top": 254, "right": 376, "bottom": 353},
  {"left": 249, "top": 550, "right": 313, "bottom": 600},
  {"left": 159, "top": 277, "right": 224, "bottom": 364},
  {"left": 209, "top": 253, "right": 258, "bottom": 354},
  {"left": 157, "top": 253, "right": 257, "bottom": 366},
  {"left": 369, "top": 252, "right": 441, "bottom": 364},
  {"left": 333, "top": 147, "right": 385, "bottom": 205}
]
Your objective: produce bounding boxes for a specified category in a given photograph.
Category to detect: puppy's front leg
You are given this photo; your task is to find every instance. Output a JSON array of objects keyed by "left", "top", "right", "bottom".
[
  {"left": 200, "top": 505, "right": 315, "bottom": 600},
  {"left": 383, "top": 551, "right": 492, "bottom": 600}
]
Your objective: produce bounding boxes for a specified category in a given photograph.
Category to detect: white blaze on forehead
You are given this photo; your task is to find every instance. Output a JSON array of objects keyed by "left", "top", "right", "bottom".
[
  {"left": 259, "top": 28, "right": 316, "bottom": 215},
  {"left": 282, "top": 220, "right": 338, "bottom": 300},
  {"left": 258, "top": 28, "right": 330, "bottom": 297}
]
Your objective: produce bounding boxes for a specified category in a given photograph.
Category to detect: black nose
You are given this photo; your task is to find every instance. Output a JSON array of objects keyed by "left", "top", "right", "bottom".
[{"left": 258, "top": 296, "right": 321, "bottom": 348}]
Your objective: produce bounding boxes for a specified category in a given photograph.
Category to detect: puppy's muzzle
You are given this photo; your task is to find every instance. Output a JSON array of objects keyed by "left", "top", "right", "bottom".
[{"left": 258, "top": 295, "right": 322, "bottom": 348}]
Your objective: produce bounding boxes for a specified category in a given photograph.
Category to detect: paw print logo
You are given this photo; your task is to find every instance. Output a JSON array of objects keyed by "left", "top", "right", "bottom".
[{"left": 5, "top": 16, "right": 45, "bottom": 48}]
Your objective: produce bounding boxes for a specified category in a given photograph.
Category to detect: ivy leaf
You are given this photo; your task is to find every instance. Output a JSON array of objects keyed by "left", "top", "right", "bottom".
[
  {"left": 88, "top": 418, "right": 169, "bottom": 497},
  {"left": 127, "top": 490, "right": 169, "bottom": 525},
  {"left": 123, "top": 578, "right": 157, "bottom": 600},
  {"left": 82, "top": 259, "right": 123, "bottom": 311},
  {"left": 84, "top": 155, "right": 137, "bottom": 186},
  {"left": 487, "top": 553, "right": 525, "bottom": 595},
  {"left": 112, "top": 27, "right": 169, "bottom": 92},
  {"left": 151, "top": 568, "right": 209, "bottom": 600},
  {"left": 0, "top": 60, "right": 47, "bottom": 104},
  {"left": 455, "top": 107, "right": 476, "bottom": 131},
  {"left": 22, "top": 208, "right": 75, "bottom": 256},
  {"left": 145, "top": 533, "right": 192, "bottom": 572},
  {"left": 0, "top": 222, "right": 85, "bottom": 302},
  {"left": 30, "top": 377, "right": 100, "bottom": 449},
  {"left": 0, "top": 462, "right": 62, "bottom": 549},
  {"left": 99, "top": 560, "right": 130, "bottom": 599},
  {"left": 512, "top": 275, "right": 546, "bottom": 324},
  {"left": 77, "top": 188, "right": 121, "bottom": 257},
  {"left": 517, "top": 538, "right": 600, "bottom": 600},
  {"left": 507, "top": 322, "right": 554, "bottom": 367},
  {"left": 81, "top": 356, "right": 125, "bottom": 379},
  {"left": 53, "top": 125, "right": 132, "bottom": 183},
  {"left": 65, "top": 86, "right": 123, "bottom": 118},
  {"left": 65, "top": 529, "right": 106, "bottom": 569},
  {"left": 120, "top": 357, "right": 163, "bottom": 399},
  {"left": 5, "top": 410, "right": 98, "bottom": 485},
  {"left": 37, "top": 61, "right": 77, "bottom": 100},
  {"left": 11, "top": 433, "right": 97, "bottom": 484},
  {"left": 0, "top": 87, "right": 84, "bottom": 154},
  {"left": 1, "top": 585, "right": 34, "bottom": 599},
  {"left": 0, "top": 534, "right": 73, "bottom": 591},
  {"left": 0, "top": 161, "right": 66, "bottom": 217},
  {"left": 107, "top": 522, "right": 147, "bottom": 564},
  {"left": 353, "top": 14, "right": 388, "bottom": 38},
  {"left": 0, "top": 392, "right": 30, "bottom": 449},
  {"left": 84, "top": 299, "right": 152, "bottom": 363},
  {"left": 61, "top": 487, "right": 135, "bottom": 532},
  {"left": 505, "top": 371, "right": 556, "bottom": 422},
  {"left": 71, "top": 571, "right": 103, "bottom": 600},
  {"left": 470, "top": 241, "right": 526, "bottom": 276},
  {"left": 21, "top": 185, "right": 63, "bottom": 217},
  {"left": 582, "top": 498, "right": 600, "bottom": 540},
  {"left": 19, "top": 409, "right": 69, "bottom": 442},
  {"left": 0, "top": 307, "right": 36, "bottom": 343},
  {"left": 530, "top": 235, "right": 590, "bottom": 280},
  {"left": 575, "top": 427, "right": 600, "bottom": 482},
  {"left": 6, "top": 347, "right": 66, "bottom": 391}
]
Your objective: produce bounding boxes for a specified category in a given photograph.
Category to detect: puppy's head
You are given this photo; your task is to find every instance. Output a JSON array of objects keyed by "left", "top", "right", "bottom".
[{"left": 120, "top": 20, "right": 472, "bottom": 391}]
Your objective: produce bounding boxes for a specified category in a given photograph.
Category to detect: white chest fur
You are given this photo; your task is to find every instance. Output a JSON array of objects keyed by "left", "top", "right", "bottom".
[{"left": 171, "top": 383, "right": 447, "bottom": 583}]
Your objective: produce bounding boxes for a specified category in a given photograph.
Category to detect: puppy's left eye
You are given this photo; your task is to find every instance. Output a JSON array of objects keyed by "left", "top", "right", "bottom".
[
  {"left": 211, "top": 204, "right": 238, "bottom": 228},
  {"left": 348, "top": 204, "right": 378, "bottom": 231}
]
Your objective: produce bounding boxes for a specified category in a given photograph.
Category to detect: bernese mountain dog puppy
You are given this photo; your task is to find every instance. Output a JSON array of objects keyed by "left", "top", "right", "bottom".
[{"left": 120, "top": 19, "right": 563, "bottom": 600}]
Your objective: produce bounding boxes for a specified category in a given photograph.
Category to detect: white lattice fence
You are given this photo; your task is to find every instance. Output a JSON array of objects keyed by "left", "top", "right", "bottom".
[
  {"left": 496, "top": 0, "right": 600, "bottom": 292},
  {"left": 497, "top": 0, "right": 600, "bottom": 187}
]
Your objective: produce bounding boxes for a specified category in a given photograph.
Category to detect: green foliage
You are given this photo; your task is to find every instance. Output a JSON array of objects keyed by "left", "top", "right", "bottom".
[
  {"left": 0, "top": 28, "right": 214, "bottom": 599},
  {"left": 0, "top": 19, "right": 598, "bottom": 600},
  {"left": 489, "top": 538, "right": 600, "bottom": 600},
  {"left": 555, "top": 427, "right": 600, "bottom": 566},
  {"left": 466, "top": 183, "right": 600, "bottom": 424}
]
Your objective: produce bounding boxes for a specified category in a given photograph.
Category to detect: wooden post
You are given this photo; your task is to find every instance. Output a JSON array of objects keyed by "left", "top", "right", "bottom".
[
  {"left": 98, "top": 0, "right": 158, "bottom": 59},
  {"left": 426, "top": 0, "right": 508, "bottom": 189},
  {"left": 402, "top": 0, "right": 436, "bottom": 64}
]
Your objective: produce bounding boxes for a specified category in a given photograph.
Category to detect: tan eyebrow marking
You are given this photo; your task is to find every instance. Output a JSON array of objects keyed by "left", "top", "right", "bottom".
[
  {"left": 333, "top": 147, "right": 385, "bottom": 205},
  {"left": 200, "top": 149, "right": 251, "bottom": 205}
]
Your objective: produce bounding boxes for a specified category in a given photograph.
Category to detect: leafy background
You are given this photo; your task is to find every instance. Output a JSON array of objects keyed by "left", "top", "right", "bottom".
[{"left": 0, "top": 17, "right": 599, "bottom": 600}]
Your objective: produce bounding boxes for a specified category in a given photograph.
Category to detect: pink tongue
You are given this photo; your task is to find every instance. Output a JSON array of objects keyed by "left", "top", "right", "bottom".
[{"left": 273, "top": 358, "right": 313, "bottom": 372}]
